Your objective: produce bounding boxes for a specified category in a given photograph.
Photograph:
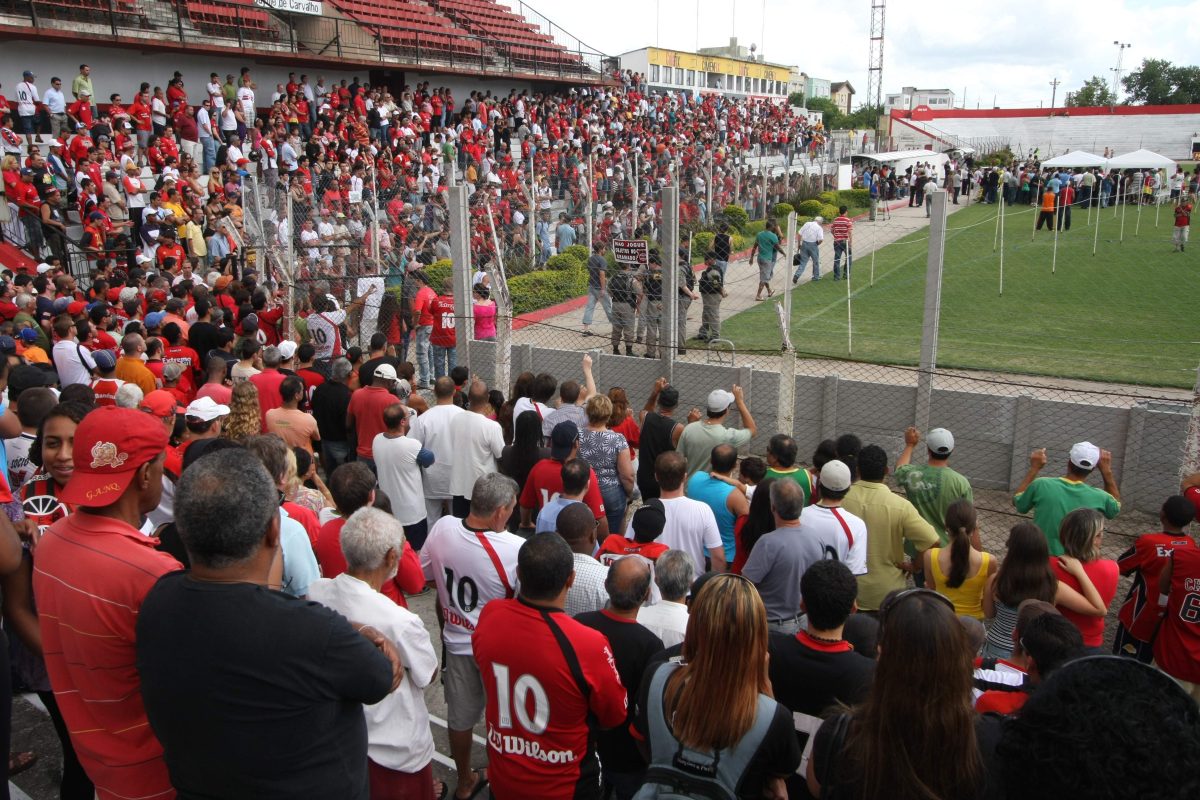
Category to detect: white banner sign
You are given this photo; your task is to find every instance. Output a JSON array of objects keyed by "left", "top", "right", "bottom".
[{"left": 255, "top": 0, "right": 323, "bottom": 16}]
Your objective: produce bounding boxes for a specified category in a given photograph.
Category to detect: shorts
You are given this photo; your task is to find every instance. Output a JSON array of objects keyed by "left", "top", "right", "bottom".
[
  {"left": 757, "top": 257, "right": 775, "bottom": 283},
  {"left": 17, "top": 114, "right": 35, "bottom": 134},
  {"left": 444, "top": 651, "right": 486, "bottom": 730}
]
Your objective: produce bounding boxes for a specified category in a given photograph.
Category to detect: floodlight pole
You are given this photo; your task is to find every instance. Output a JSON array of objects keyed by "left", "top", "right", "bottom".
[{"left": 915, "top": 190, "right": 947, "bottom": 435}]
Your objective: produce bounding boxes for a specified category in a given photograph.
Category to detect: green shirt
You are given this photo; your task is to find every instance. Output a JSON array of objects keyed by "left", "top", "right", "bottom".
[
  {"left": 754, "top": 230, "right": 780, "bottom": 262},
  {"left": 71, "top": 73, "right": 94, "bottom": 101},
  {"left": 677, "top": 421, "right": 752, "bottom": 477},
  {"left": 893, "top": 463, "right": 973, "bottom": 544},
  {"left": 764, "top": 466, "right": 815, "bottom": 506},
  {"left": 842, "top": 481, "right": 940, "bottom": 610},
  {"left": 1013, "top": 477, "right": 1120, "bottom": 555}
]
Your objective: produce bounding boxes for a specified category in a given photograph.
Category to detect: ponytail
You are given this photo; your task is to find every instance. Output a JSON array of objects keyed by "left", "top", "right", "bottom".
[{"left": 943, "top": 498, "right": 978, "bottom": 589}]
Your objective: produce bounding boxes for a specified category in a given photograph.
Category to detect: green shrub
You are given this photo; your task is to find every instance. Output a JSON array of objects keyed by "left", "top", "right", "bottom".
[
  {"left": 509, "top": 268, "right": 587, "bottom": 315},
  {"left": 796, "top": 199, "right": 823, "bottom": 217},
  {"left": 546, "top": 253, "right": 583, "bottom": 271},
  {"left": 839, "top": 188, "right": 871, "bottom": 208},
  {"left": 563, "top": 244, "right": 590, "bottom": 263},
  {"left": 423, "top": 259, "right": 453, "bottom": 289},
  {"left": 721, "top": 204, "right": 749, "bottom": 231},
  {"left": 818, "top": 190, "right": 839, "bottom": 206},
  {"left": 773, "top": 202, "right": 795, "bottom": 218},
  {"left": 692, "top": 231, "right": 715, "bottom": 257},
  {"left": 744, "top": 219, "right": 767, "bottom": 236},
  {"left": 820, "top": 204, "right": 840, "bottom": 221}
]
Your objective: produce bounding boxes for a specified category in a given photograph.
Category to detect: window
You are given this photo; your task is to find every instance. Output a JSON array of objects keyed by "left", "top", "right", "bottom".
[
  {"left": 736, "top": 76, "right": 743, "bottom": 92},
  {"left": 649, "top": 65, "right": 660, "bottom": 82},
  {"left": 687, "top": 69, "right": 695, "bottom": 86},
  {"left": 676, "top": 68, "right": 684, "bottom": 85}
]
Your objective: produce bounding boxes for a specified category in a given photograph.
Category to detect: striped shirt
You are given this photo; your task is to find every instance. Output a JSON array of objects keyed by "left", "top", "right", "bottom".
[
  {"left": 33, "top": 511, "right": 182, "bottom": 800},
  {"left": 830, "top": 215, "right": 853, "bottom": 241}
]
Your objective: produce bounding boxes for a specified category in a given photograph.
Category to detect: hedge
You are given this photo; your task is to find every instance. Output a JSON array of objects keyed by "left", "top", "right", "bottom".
[
  {"left": 692, "top": 230, "right": 715, "bottom": 257},
  {"left": 546, "top": 253, "right": 583, "bottom": 271},
  {"left": 773, "top": 202, "right": 795, "bottom": 218},
  {"left": 796, "top": 199, "right": 823, "bottom": 217},
  {"left": 818, "top": 190, "right": 839, "bottom": 206},
  {"left": 562, "top": 244, "right": 590, "bottom": 263},
  {"left": 510, "top": 267, "right": 587, "bottom": 314},
  {"left": 425, "top": 259, "right": 452, "bottom": 289},
  {"left": 819, "top": 204, "right": 840, "bottom": 221},
  {"left": 721, "top": 204, "right": 749, "bottom": 231}
]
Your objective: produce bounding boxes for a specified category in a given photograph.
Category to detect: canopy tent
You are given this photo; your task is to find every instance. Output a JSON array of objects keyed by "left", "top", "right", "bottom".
[
  {"left": 1042, "top": 150, "right": 1108, "bottom": 168},
  {"left": 1105, "top": 149, "right": 1177, "bottom": 170}
]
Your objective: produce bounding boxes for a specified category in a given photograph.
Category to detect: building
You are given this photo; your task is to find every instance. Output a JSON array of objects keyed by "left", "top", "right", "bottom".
[
  {"left": 806, "top": 76, "right": 832, "bottom": 100},
  {"left": 831, "top": 81, "right": 856, "bottom": 115},
  {"left": 788, "top": 69, "right": 808, "bottom": 101},
  {"left": 885, "top": 87, "right": 957, "bottom": 111},
  {"left": 618, "top": 45, "right": 790, "bottom": 101}
]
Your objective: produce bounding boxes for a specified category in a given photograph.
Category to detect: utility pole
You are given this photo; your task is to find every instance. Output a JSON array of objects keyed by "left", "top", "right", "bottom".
[
  {"left": 1049, "top": 78, "right": 1060, "bottom": 115},
  {"left": 866, "top": 0, "right": 886, "bottom": 111},
  {"left": 1111, "top": 41, "right": 1132, "bottom": 110}
]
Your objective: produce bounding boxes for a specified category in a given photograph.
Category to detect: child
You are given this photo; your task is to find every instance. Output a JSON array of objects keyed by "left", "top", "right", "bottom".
[
  {"left": 596, "top": 499, "right": 669, "bottom": 566},
  {"left": 1113, "top": 495, "right": 1196, "bottom": 662},
  {"left": 89, "top": 349, "right": 126, "bottom": 407},
  {"left": 1174, "top": 197, "right": 1192, "bottom": 252},
  {"left": 16, "top": 326, "right": 50, "bottom": 366}
]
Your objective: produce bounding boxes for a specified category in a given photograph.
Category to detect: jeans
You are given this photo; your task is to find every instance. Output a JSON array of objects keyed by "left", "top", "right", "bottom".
[
  {"left": 793, "top": 241, "right": 820, "bottom": 281},
  {"left": 320, "top": 439, "right": 352, "bottom": 473},
  {"left": 600, "top": 483, "right": 628, "bottom": 537},
  {"left": 415, "top": 325, "right": 432, "bottom": 385},
  {"left": 582, "top": 287, "right": 612, "bottom": 326},
  {"left": 833, "top": 240, "right": 851, "bottom": 280},
  {"left": 714, "top": 259, "right": 728, "bottom": 279},
  {"left": 925, "top": 194, "right": 933, "bottom": 217},
  {"left": 431, "top": 343, "right": 456, "bottom": 379},
  {"left": 201, "top": 136, "right": 217, "bottom": 173}
]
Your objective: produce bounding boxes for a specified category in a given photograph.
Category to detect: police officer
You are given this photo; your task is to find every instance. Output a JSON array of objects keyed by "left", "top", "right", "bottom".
[
  {"left": 641, "top": 253, "right": 663, "bottom": 359},
  {"left": 697, "top": 251, "right": 726, "bottom": 342},
  {"left": 676, "top": 246, "right": 699, "bottom": 355},
  {"left": 608, "top": 259, "right": 641, "bottom": 356}
]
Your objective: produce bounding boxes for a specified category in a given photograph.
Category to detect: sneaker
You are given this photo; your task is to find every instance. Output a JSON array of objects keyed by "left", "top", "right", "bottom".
[
  {"left": 582, "top": 329, "right": 592, "bottom": 337},
  {"left": 644, "top": 352, "right": 656, "bottom": 359},
  {"left": 791, "top": 276, "right": 799, "bottom": 286}
]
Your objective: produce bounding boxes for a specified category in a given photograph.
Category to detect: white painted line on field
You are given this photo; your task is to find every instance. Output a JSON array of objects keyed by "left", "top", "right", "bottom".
[{"left": 428, "top": 713, "right": 488, "bottom": 747}]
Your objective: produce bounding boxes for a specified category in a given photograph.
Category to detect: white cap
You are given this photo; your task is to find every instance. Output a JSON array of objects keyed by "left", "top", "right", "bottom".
[
  {"left": 814, "top": 215, "right": 825, "bottom": 223},
  {"left": 135, "top": 253, "right": 153, "bottom": 265},
  {"left": 706, "top": 389, "right": 734, "bottom": 413},
  {"left": 820, "top": 460, "right": 853, "bottom": 492},
  {"left": 1069, "top": 441, "right": 1101, "bottom": 470},
  {"left": 35, "top": 262, "right": 53, "bottom": 274},
  {"left": 927, "top": 428, "right": 955, "bottom": 456},
  {"left": 374, "top": 363, "right": 398, "bottom": 381},
  {"left": 395, "top": 378, "right": 412, "bottom": 398},
  {"left": 185, "top": 396, "right": 230, "bottom": 422},
  {"left": 277, "top": 340, "right": 297, "bottom": 360}
]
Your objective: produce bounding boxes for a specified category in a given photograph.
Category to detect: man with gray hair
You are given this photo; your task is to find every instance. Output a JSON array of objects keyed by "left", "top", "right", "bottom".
[
  {"left": 637, "top": 549, "right": 694, "bottom": 647},
  {"left": 137, "top": 449, "right": 399, "bottom": 800},
  {"left": 249, "top": 344, "right": 286, "bottom": 428},
  {"left": 577, "top": 556, "right": 663, "bottom": 797},
  {"left": 308, "top": 508, "right": 440, "bottom": 796},
  {"left": 115, "top": 382, "right": 145, "bottom": 409},
  {"left": 419, "top": 472, "right": 523, "bottom": 800},
  {"left": 311, "top": 357, "right": 354, "bottom": 471}
]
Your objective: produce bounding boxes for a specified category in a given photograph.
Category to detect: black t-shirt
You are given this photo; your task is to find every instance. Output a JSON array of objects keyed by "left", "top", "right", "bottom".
[
  {"left": 358, "top": 355, "right": 400, "bottom": 388},
  {"left": 767, "top": 631, "right": 874, "bottom": 718},
  {"left": 136, "top": 573, "right": 393, "bottom": 800},
  {"left": 311, "top": 380, "right": 353, "bottom": 442},
  {"left": 187, "top": 321, "right": 221, "bottom": 368},
  {"left": 636, "top": 411, "right": 677, "bottom": 498},
  {"left": 713, "top": 233, "right": 732, "bottom": 261},
  {"left": 575, "top": 610, "right": 665, "bottom": 774},
  {"left": 633, "top": 658, "right": 802, "bottom": 799}
]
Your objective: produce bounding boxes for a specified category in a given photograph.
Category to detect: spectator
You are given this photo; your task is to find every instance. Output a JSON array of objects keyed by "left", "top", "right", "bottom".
[
  {"left": 311, "top": 357, "right": 354, "bottom": 471},
  {"left": 1153, "top": 544, "right": 1200, "bottom": 700},
  {"left": 676, "top": 386, "right": 756, "bottom": 477},
  {"left": 973, "top": 601, "right": 1083, "bottom": 714},
  {"left": 346, "top": 362, "right": 402, "bottom": 471},
  {"left": 578, "top": 392, "right": 633, "bottom": 536},
  {"left": 686, "top": 443, "right": 750, "bottom": 562},
  {"left": 473, "top": 532, "right": 628, "bottom": 800},
  {"left": 1012, "top": 441, "right": 1120, "bottom": 555},
  {"left": 248, "top": 344, "right": 286, "bottom": 427},
  {"left": 242, "top": 435, "right": 321, "bottom": 598},
  {"left": 409, "top": 376, "right": 464, "bottom": 523},
  {"left": 636, "top": 548, "right": 694, "bottom": 647},
  {"left": 541, "top": 357, "right": 594, "bottom": 439},
  {"left": 763, "top": 433, "right": 817, "bottom": 506},
  {"left": 33, "top": 407, "right": 179, "bottom": 800},
  {"left": 265, "top": 375, "right": 320, "bottom": 453},
  {"left": 420, "top": 473, "right": 524, "bottom": 800},
  {"left": 597, "top": 499, "right": 669, "bottom": 565},
  {"left": 535, "top": 458, "right": 593, "bottom": 533},
  {"left": 373, "top": 403, "right": 435, "bottom": 550},
  {"left": 50, "top": 316, "right": 96, "bottom": 387},
  {"left": 512, "top": 371, "right": 556, "bottom": 423},
  {"left": 894, "top": 426, "right": 973, "bottom": 544},
  {"left": 732, "top": 476, "right": 776, "bottom": 574},
  {"left": 1050, "top": 508, "right": 1118, "bottom": 649},
  {"left": 635, "top": 379, "right": 694, "bottom": 500},
  {"left": 220, "top": 380, "right": 261, "bottom": 442},
  {"left": 842, "top": 444, "right": 938, "bottom": 613},
  {"left": 428, "top": 279, "right": 456, "bottom": 380},
  {"left": 557, "top": 502, "right": 610, "bottom": 617},
  {"left": 448, "top": 379, "right": 505, "bottom": 518},
  {"left": 307, "top": 507, "right": 441, "bottom": 800},
  {"left": 519, "top": 421, "right": 607, "bottom": 535},
  {"left": 136, "top": 449, "right": 396, "bottom": 799},
  {"left": 627, "top": 451, "right": 724, "bottom": 573},
  {"left": 923, "top": 499, "right": 996, "bottom": 619},
  {"left": 498, "top": 409, "right": 548, "bottom": 528}
]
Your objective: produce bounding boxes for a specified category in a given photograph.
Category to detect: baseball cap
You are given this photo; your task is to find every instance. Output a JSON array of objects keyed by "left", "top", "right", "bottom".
[
  {"left": 374, "top": 363, "right": 398, "bottom": 382},
  {"left": 135, "top": 253, "right": 153, "bottom": 265},
  {"left": 52, "top": 297, "right": 71, "bottom": 314},
  {"left": 706, "top": 389, "right": 734, "bottom": 414},
  {"left": 927, "top": 428, "right": 955, "bottom": 456},
  {"left": 139, "top": 389, "right": 184, "bottom": 420},
  {"left": 1069, "top": 441, "right": 1101, "bottom": 470},
  {"left": 35, "top": 262, "right": 53, "bottom": 274},
  {"left": 7, "top": 364, "right": 56, "bottom": 399},
  {"left": 277, "top": 340, "right": 297, "bottom": 360},
  {"left": 0, "top": 336, "right": 15, "bottom": 356},
  {"left": 185, "top": 396, "right": 230, "bottom": 422},
  {"left": 395, "top": 378, "right": 412, "bottom": 398},
  {"left": 59, "top": 407, "right": 169, "bottom": 507},
  {"left": 91, "top": 349, "right": 117, "bottom": 371},
  {"left": 144, "top": 311, "right": 166, "bottom": 329},
  {"left": 18, "top": 327, "right": 39, "bottom": 343},
  {"left": 631, "top": 498, "right": 667, "bottom": 541},
  {"left": 550, "top": 421, "right": 579, "bottom": 459},
  {"left": 214, "top": 275, "right": 234, "bottom": 290},
  {"left": 67, "top": 300, "right": 88, "bottom": 318},
  {"left": 820, "top": 460, "right": 853, "bottom": 492},
  {"left": 658, "top": 385, "right": 679, "bottom": 408}
]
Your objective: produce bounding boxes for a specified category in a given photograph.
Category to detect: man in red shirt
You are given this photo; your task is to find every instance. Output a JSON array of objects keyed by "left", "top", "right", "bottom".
[
  {"left": 830, "top": 205, "right": 853, "bottom": 281},
  {"left": 428, "top": 279, "right": 456, "bottom": 380},
  {"left": 346, "top": 362, "right": 402, "bottom": 467},
  {"left": 249, "top": 345, "right": 287, "bottom": 429},
  {"left": 1153, "top": 545, "right": 1200, "bottom": 700},
  {"left": 32, "top": 407, "right": 179, "bottom": 800},
  {"left": 161, "top": 322, "right": 201, "bottom": 401},
  {"left": 474, "top": 532, "right": 628, "bottom": 800},
  {"left": 518, "top": 421, "right": 607, "bottom": 534}
]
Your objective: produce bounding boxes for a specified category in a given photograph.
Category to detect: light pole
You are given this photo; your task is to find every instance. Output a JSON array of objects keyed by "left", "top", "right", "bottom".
[
  {"left": 1111, "top": 41, "right": 1132, "bottom": 109},
  {"left": 1049, "top": 78, "right": 1060, "bottom": 115}
]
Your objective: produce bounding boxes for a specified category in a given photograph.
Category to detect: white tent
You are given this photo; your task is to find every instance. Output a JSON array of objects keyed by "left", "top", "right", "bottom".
[
  {"left": 1042, "top": 150, "right": 1108, "bottom": 168},
  {"left": 1106, "top": 149, "right": 1177, "bottom": 169}
]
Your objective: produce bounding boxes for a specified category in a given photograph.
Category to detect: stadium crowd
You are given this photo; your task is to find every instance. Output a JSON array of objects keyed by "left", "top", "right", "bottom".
[{"left": 0, "top": 64, "right": 1198, "bottom": 800}]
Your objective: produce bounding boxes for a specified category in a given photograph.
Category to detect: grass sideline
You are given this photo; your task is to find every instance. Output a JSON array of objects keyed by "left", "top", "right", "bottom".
[{"left": 718, "top": 201, "right": 1199, "bottom": 389}]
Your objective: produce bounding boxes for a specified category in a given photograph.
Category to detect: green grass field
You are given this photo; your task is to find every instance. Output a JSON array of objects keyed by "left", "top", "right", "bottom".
[{"left": 720, "top": 201, "right": 1199, "bottom": 389}]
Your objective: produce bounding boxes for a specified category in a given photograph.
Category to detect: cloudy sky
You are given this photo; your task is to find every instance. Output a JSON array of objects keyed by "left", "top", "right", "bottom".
[{"left": 500, "top": 0, "right": 1199, "bottom": 108}]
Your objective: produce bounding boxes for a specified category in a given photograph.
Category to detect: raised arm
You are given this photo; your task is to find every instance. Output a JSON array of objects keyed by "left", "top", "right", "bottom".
[
  {"left": 580, "top": 353, "right": 596, "bottom": 402},
  {"left": 1098, "top": 449, "right": 1120, "bottom": 503},
  {"left": 897, "top": 426, "right": 920, "bottom": 468},
  {"left": 731, "top": 384, "right": 756, "bottom": 438},
  {"left": 1013, "top": 448, "right": 1047, "bottom": 499}
]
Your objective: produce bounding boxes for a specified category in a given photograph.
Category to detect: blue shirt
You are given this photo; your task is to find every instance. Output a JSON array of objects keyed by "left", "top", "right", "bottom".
[
  {"left": 556, "top": 223, "right": 576, "bottom": 251},
  {"left": 536, "top": 496, "right": 583, "bottom": 535},
  {"left": 279, "top": 507, "right": 320, "bottom": 597},
  {"left": 685, "top": 472, "right": 736, "bottom": 558}
]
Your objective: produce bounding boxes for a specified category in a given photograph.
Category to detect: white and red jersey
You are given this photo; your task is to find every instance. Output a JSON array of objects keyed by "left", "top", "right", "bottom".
[
  {"left": 473, "top": 598, "right": 627, "bottom": 800},
  {"left": 307, "top": 309, "right": 346, "bottom": 361},
  {"left": 1117, "top": 532, "right": 1198, "bottom": 641},
  {"left": 90, "top": 377, "right": 126, "bottom": 407},
  {"left": 418, "top": 516, "right": 523, "bottom": 656},
  {"left": 1153, "top": 547, "right": 1200, "bottom": 684}
]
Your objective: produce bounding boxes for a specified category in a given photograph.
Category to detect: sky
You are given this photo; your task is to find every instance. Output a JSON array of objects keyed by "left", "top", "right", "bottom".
[{"left": 500, "top": 0, "right": 1200, "bottom": 109}]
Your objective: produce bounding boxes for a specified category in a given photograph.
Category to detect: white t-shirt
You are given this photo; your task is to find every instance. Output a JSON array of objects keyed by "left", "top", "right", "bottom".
[
  {"left": 419, "top": 516, "right": 523, "bottom": 655},
  {"left": 512, "top": 397, "right": 552, "bottom": 425},
  {"left": 15, "top": 82, "right": 39, "bottom": 116},
  {"left": 5, "top": 432, "right": 37, "bottom": 490},
  {"left": 447, "top": 411, "right": 505, "bottom": 499},
  {"left": 625, "top": 495, "right": 722, "bottom": 571},
  {"left": 372, "top": 433, "right": 428, "bottom": 526},
  {"left": 51, "top": 340, "right": 96, "bottom": 387},
  {"left": 356, "top": 276, "right": 385, "bottom": 332},
  {"left": 300, "top": 228, "right": 321, "bottom": 260},
  {"left": 308, "top": 573, "right": 437, "bottom": 772},
  {"left": 408, "top": 403, "right": 463, "bottom": 499},
  {"left": 637, "top": 599, "right": 689, "bottom": 649},
  {"left": 797, "top": 504, "right": 868, "bottom": 575},
  {"left": 307, "top": 308, "right": 346, "bottom": 360},
  {"left": 237, "top": 86, "right": 256, "bottom": 116}
]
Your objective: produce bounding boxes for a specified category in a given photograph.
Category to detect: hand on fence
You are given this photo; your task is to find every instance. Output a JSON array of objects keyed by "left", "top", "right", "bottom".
[
  {"left": 1029, "top": 448, "right": 1048, "bottom": 469},
  {"left": 904, "top": 426, "right": 921, "bottom": 446},
  {"left": 1098, "top": 449, "right": 1113, "bottom": 473},
  {"left": 687, "top": 407, "right": 702, "bottom": 423}
]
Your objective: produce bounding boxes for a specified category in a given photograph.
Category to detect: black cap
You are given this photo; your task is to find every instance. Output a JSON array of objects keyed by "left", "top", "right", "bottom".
[
  {"left": 631, "top": 499, "right": 666, "bottom": 542},
  {"left": 550, "top": 421, "right": 579, "bottom": 459},
  {"left": 8, "top": 364, "right": 57, "bottom": 400},
  {"left": 658, "top": 385, "right": 679, "bottom": 409}
]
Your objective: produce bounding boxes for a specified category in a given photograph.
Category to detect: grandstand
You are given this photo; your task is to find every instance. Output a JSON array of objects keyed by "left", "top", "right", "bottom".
[{"left": 888, "top": 104, "right": 1200, "bottom": 160}]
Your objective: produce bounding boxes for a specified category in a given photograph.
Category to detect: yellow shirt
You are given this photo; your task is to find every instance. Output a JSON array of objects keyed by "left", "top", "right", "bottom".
[
  {"left": 929, "top": 549, "right": 992, "bottom": 619},
  {"left": 162, "top": 201, "right": 188, "bottom": 237},
  {"left": 842, "top": 481, "right": 940, "bottom": 610}
]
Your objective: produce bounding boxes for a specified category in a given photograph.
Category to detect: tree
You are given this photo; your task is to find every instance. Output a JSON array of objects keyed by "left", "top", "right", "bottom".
[
  {"left": 1066, "top": 75, "right": 1115, "bottom": 107},
  {"left": 843, "top": 104, "right": 884, "bottom": 130},
  {"left": 802, "top": 97, "right": 843, "bottom": 129},
  {"left": 787, "top": 91, "right": 806, "bottom": 107},
  {"left": 1122, "top": 58, "right": 1200, "bottom": 105}
]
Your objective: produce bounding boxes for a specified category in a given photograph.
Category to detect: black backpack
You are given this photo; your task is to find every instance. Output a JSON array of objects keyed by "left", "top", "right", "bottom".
[{"left": 609, "top": 270, "right": 637, "bottom": 305}]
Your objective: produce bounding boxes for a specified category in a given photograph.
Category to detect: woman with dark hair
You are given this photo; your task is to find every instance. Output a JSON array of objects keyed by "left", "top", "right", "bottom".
[
  {"left": 499, "top": 410, "right": 547, "bottom": 531},
  {"left": 982, "top": 522, "right": 1107, "bottom": 658},
  {"left": 924, "top": 499, "right": 996, "bottom": 619},
  {"left": 808, "top": 588, "right": 996, "bottom": 800},
  {"left": 1051, "top": 508, "right": 1119, "bottom": 648},
  {"left": 732, "top": 477, "right": 776, "bottom": 575},
  {"left": 498, "top": 370, "right": 534, "bottom": 445},
  {"left": 607, "top": 387, "right": 640, "bottom": 458}
]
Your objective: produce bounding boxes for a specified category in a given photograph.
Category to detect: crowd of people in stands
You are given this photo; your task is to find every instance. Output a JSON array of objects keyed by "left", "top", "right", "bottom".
[{"left": 0, "top": 63, "right": 1198, "bottom": 800}]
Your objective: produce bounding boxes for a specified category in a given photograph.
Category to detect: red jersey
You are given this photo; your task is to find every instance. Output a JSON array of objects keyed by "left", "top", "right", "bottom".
[
  {"left": 162, "top": 344, "right": 201, "bottom": 398},
  {"left": 596, "top": 534, "right": 668, "bottom": 566},
  {"left": 21, "top": 474, "right": 72, "bottom": 535},
  {"left": 314, "top": 518, "right": 424, "bottom": 607},
  {"left": 519, "top": 457, "right": 605, "bottom": 520},
  {"left": 1117, "top": 532, "right": 1198, "bottom": 642},
  {"left": 1175, "top": 203, "right": 1192, "bottom": 228},
  {"left": 429, "top": 295, "right": 456, "bottom": 348},
  {"left": 473, "top": 598, "right": 628, "bottom": 800},
  {"left": 830, "top": 215, "right": 853, "bottom": 242},
  {"left": 1153, "top": 547, "right": 1200, "bottom": 684},
  {"left": 346, "top": 385, "right": 397, "bottom": 458},
  {"left": 90, "top": 377, "right": 126, "bottom": 407},
  {"left": 1051, "top": 558, "right": 1119, "bottom": 648}
]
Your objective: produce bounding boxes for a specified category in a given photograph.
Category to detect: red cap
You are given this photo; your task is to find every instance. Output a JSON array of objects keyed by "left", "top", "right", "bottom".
[
  {"left": 59, "top": 407, "right": 169, "bottom": 507},
  {"left": 139, "top": 390, "right": 184, "bottom": 421},
  {"left": 67, "top": 300, "right": 87, "bottom": 318},
  {"left": 151, "top": 289, "right": 168, "bottom": 303},
  {"left": 107, "top": 287, "right": 122, "bottom": 303}
]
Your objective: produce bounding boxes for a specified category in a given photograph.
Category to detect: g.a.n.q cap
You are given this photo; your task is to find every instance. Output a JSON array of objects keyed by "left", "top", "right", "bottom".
[{"left": 59, "top": 407, "right": 169, "bottom": 507}]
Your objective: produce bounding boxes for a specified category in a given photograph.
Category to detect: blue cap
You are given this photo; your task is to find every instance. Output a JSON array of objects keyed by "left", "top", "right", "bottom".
[
  {"left": 416, "top": 448, "right": 436, "bottom": 468},
  {"left": 0, "top": 336, "right": 15, "bottom": 355},
  {"left": 144, "top": 311, "right": 166, "bottom": 329},
  {"left": 52, "top": 297, "right": 70, "bottom": 313},
  {"left": 18, "top": 327, "right": 38, "bottom": 343},
  {"left": 92, "top": 349, "right": 117, "bottom": 371}
]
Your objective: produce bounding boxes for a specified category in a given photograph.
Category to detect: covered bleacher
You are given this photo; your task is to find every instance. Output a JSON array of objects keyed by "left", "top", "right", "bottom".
[
  {"left": 329, "top": 0, "right": 483, "bottom": 61},
  {"left": 428, "top": 0, "right": 583, "bottom": 69}
]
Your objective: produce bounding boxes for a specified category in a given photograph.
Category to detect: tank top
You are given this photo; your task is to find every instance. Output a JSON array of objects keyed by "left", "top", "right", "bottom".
[
  {"left": 984, "top": 599, "right": 1019, "bottom": 658},
  {"left": 930, "top": 549, "right": 991, "bottom": 620},
  {"left": 636, "top": 411, "right": 676, "bottom": 499}
]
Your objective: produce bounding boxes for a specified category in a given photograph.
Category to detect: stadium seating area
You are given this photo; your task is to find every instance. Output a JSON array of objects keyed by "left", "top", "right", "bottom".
[
  {"left": 330, "top": 0, "right": 482, "bottom": 60},
  {"left": 28, "top": 0, "right": 143, "bottom": 19},
  {"left": 183, "top": 0, "right": 277, "bottom": 42},
  {"left": 429, "top": 0, "right": 582, "bottom": 67}
]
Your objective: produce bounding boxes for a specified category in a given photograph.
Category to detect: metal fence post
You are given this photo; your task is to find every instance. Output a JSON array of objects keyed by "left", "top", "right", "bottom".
[
  {"left": 662, "top": 185, "right": 679, "bottom": 381},
  {"left": 285, "top": 190, "right": 295, "bottom": 340},
  {"left": 1182, "top": 362, "right": 1200, "bottom": 478},
  {"left": 914, "top": 190, "right": 948, "bottom": 433},
  {"left": 705, "top": 151, "right": 714, "bottom": 224},
  {"left": 448, "top": 185, "right": 472, "bottom": 371}
]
